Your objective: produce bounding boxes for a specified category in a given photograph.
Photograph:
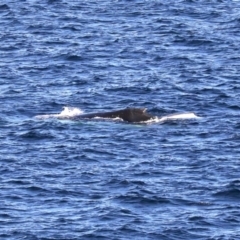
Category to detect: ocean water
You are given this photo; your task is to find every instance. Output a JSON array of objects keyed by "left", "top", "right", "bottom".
[{"left": 0, "top": 0, "right": 240, "bottom": 239}]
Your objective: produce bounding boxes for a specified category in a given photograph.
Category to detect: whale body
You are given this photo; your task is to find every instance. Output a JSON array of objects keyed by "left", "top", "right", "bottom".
[
  {"left": 35, "top": 107, "right": 200, "bottom": 123},
  {"left": 70, "top": 108, "right": 153, "bottom": 122}
]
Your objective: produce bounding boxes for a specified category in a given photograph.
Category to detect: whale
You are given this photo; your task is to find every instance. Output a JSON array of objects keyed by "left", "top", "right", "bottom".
[
  {"left": 69, "top": 108, "right": 153, "bottom": 122},
  {"left": 35, "top": 107, "right": 200, "bottom": 123}
]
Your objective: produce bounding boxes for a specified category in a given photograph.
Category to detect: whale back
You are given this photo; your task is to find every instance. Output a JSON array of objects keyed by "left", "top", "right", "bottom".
[
  {"left": 74, "top": 107, "right": 153, "bottom": 122},
  {"left": 119, "top": 108, "right": 153, "bottom": 122}
]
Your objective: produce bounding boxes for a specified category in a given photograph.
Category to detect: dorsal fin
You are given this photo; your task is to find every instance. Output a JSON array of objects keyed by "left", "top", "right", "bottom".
[
  {"left": 136, "top": 108, "right": 147, "bottom": 112},
  {"left": 126, "top": 107, "right": 147, "bottom": 112}
]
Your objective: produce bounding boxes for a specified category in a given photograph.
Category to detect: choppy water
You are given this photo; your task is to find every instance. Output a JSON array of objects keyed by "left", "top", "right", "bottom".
[{"left": 1, "top": 1, "right": 240, "bottom": 239}]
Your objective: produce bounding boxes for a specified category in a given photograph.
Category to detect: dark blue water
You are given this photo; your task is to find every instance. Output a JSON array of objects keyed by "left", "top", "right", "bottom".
[{"left": 1, "top": 1, "right": 240, "bottom": 239}]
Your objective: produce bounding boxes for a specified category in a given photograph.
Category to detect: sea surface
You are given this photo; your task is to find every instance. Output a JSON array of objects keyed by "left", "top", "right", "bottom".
[{"left": 0, "top": 0, "right": 240, "bottom": 239}]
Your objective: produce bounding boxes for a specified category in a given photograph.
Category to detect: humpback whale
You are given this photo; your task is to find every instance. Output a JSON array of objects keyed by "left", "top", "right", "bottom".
[
  {"left": 71, "top": 108, "right": 153, "bottom": 122},
  {"left": 35, "top": 107, "right": 200, "bottom": 123}
]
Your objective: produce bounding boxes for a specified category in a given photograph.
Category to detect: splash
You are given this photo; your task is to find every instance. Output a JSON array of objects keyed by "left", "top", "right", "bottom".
[
  {"left": 35, "top": 106, "right": 84, "bottom": 119},
  {"left": 58, "top": 106, "right": 84, "bottom": 117},
  {"left": 142, "top": 112, "right": 200, "bottom": 123},
  {"left": 157, "top": 112, "right": 201, "bottom": 123}
]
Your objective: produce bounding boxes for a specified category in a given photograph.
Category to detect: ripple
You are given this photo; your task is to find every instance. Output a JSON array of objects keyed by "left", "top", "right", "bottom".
[
  {"left": 0, "top": 0, "right": 240, "bottom": 239},
  {"left": 0, "top": 4, "right": 9, "bottom": 10}
]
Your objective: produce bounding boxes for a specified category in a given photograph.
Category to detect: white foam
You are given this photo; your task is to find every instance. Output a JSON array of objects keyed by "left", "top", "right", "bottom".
[
  {"left": 58, "top": 106, "right": 84, "bottom": 117},
  {"left": 35, "top": 106, "right": 84, "bottom": 119},
  {"left": 157, "top": 112, "right": 201, "bottom": 122}
]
